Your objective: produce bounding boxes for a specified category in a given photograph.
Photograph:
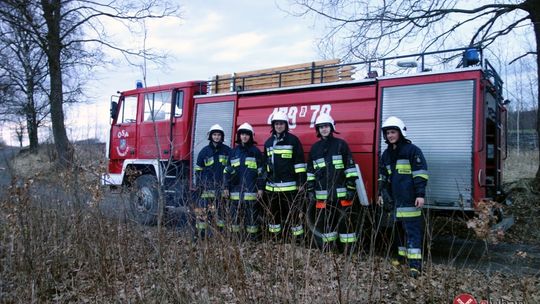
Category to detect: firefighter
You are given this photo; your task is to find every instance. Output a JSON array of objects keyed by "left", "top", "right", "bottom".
[
  {"left": 223, "top": 123, "right": 265, "bottom": 241},
  {"left": 263, "top": 111, "right": 307, "bottom": 242},
  {"left": 378, "top": 116, "right": 429, "bottom": 278},
  {"left": 193, "top": 124, "right": 231, "bottom": 239},
  {"left": 307, "top": 113, "right": 359, "bottom": 250}
]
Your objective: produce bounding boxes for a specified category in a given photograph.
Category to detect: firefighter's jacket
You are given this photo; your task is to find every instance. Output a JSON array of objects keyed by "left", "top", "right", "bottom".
[
  {"left": 223, "top": 144, "right": 265, "bottom": 201},
  {"left": 263, "top": 132, "right": 306, "bottom": 192},
  {"left": 195, "top": 142, "right": 231, "bottom": 194},
  {"left": 307, "top": 136, "right": 358, "bottom": 201},
  {"left": 378, "top": 141, "right": 428, "bottom": 217}
]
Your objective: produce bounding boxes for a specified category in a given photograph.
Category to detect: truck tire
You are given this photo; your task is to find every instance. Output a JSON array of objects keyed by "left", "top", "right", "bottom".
[{"left": 129, "top": 174, "right": 160, "bottom": 225}]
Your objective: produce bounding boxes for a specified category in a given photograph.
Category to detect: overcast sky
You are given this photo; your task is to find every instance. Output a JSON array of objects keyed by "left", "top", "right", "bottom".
[{"left": 60, "top": 0, "right": 318, "bottom": 143}]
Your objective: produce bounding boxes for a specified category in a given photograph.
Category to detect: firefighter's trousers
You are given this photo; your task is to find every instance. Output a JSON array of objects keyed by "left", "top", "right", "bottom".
[
  {"left": 226, "top": 195, "right": 261, "bottom": 240},
  {"left": 265, "top": 190, "right": 305, "bottom": 240},
  {"left": 194, "top": 190, "right": 225, "bottom": 237},
  {"left": 314, "top": 199, "right": 358, "bottom": 245},
  {"left": 395, "top": 209, "right": 423, "bottom": 270}
]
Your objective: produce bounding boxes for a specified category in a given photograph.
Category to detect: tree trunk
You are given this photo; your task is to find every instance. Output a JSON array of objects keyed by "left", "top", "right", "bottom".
[
  {"left": 25, "top": 87, "right": 39, "bottom": 154},
  {"left": 42, "top": 0, "right": 72, "bottom": 167},
  {"left": 529, "top": 3, "right": 540, "bottom": 184}
]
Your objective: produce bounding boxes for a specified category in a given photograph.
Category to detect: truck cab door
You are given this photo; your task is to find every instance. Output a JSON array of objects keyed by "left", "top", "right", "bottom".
[
  {"left": 138, "top": 90, "right": 174, "bottom": 160},
  {"left": 109, "top": 95, "right": 138, "bottom": 163}
]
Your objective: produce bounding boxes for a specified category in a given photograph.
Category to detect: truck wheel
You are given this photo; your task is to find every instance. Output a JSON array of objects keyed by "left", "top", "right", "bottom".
[{"left": 129, "top": 174, "right": 160, "bottom": 225}]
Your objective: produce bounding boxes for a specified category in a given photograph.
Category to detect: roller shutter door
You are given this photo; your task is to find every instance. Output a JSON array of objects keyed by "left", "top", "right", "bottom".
[
  {"left": 380, "top": 80, "right": 475, "bottom": 210},
  {"left": 191, "top": 100, "right": 235, "bottom": 186}
]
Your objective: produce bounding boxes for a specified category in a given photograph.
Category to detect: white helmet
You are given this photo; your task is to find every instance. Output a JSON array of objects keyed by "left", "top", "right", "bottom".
[
  {"left": 381, "top": 116, "right": 407, "bottom": 137},
  {"left": 315, "top": 113, "right": 336, "bottom": 131},
  {"left": 270, "top": 111, "right": 289, "bottom": 125},
  {"left": 207, "top": 124, "right": 225, "bottom": 140},
  {"left": 237, "top": 122, "right": 254, "bottom": 135}
]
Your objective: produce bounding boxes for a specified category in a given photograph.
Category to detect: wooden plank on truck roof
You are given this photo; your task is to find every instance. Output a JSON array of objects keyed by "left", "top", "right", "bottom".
[{"left": 233, "top": 59, "right": 340, "bottom": 77}]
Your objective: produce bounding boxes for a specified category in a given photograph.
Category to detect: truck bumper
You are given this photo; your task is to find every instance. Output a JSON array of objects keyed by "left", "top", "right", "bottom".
[{"left": 101, "top": 173, "right": 123, "bottom": 186}]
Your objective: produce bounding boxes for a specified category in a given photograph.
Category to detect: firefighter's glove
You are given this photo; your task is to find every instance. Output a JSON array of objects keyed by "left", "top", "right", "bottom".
[
  {"left": 307, "top": 191, "right": 315, "bottom": 203},
  {"left": 346, "top": 190, "right": 356, "bottom": 201},
  {"left": 381, "top": 190, "right": 394, "bottom": 212}
]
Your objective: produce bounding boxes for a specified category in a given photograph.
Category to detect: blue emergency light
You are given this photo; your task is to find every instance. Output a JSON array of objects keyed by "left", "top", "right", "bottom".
[
  {"left": 136, "top": 80, "right": 143, "bottom": 89},
  {"left": 463, "top": 48, "right": 480, "bottom": 67}
]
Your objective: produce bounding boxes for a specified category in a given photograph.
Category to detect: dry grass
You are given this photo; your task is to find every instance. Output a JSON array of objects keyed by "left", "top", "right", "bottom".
[
  {"left": 0, "top": 188, "right": 537, "bottom": 302},
  {"left": 504, "top": 149, "right": 539, "bottom": 183},
  {"left": 1, "top": 180, "right": 538, "bottom": 303},
  {"left": 1, "top": 145, "right": 539, "bottom": 303}
]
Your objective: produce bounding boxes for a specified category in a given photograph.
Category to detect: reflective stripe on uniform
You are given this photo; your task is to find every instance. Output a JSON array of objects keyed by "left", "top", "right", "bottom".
[
  {"left": 195, "top": 165, "right": 203, "bottom": 171},
  {"left": 219, "top": 155, "right": 228, "bottom": 165},
  {"left": 291, "top": 225, "right": 305, "bottom": 236},
  {"left": 336, "top": 188, "right": 347, "bottom": 198},
  {"left": 216, "top": 219, "right": 225, "bottom": 228},
  {"left": 244, "top": 192, "right": 257, "bottom": 201},
  {"left": 407, "top": 248, "right": 422, "bottom": 259},
  {"left": 266, "top": 181, "right": 297, "bottom": 192},
  {"left": 321, "top": 232, "right": 338, "bottom": 242},
  {"left": 204, "top": 157, "right": 214, "bottom": 166},
  {"left": 230, "top": 192, "right": 241, "bottom": 200},
  {"left": 272, "top": 145, "right": 293, "bottom": 154},
  {"left": 396, "top": 159, "right": 411, "bottom": 174},
  {"left": 332, "top": 155, "right": 344, "bottom": 169},
  {"left": 231, "top": 158, "right": 241, "bottom": 167},
  {"left": 294, "top": 163, "right": 307, "bottom": 173},
  {"left": 307, "top": 173, "right": 315, "bottom": 181},
  {"left": 201, "top": 191, "right": 215, "bottom": 198},
  {"left": 315, "top": 190, "right": 328, "bottom": 200},
  {"left": 398, "top": 246, "right": 407, "bottom": 257},
  {"left": 246, "top": 225, "right": 260, "bottom": 234},
  {"left": 230, "top": 225, "right": 241, "bottom": 232},
  {"left": 268, "top": 224, "right": 282, "bottom": 233},
  {"left": 313, "top": 158, "right": 326, "bottom": 169},
  {"left": 412, "top": 169, "right": 429, "bottom": 180},
  {"left": 245, "top": 157, "right": 257, "bottom": 169},
  {"left": 196, "top": 222, "right": 207, "bottom": 230},
  {"left": 345, "top": 167, "right": 358, "bottom": 178},
  {"left": 273, "top": 145, "right": 293, "bottom": 158},
  {"left": 339, "top": 233, "right": 357, "bottom": 243},
  {"left": 386, "top": 165, "right": 392, "bottom": 175},
  {"left": 396, "top": 207, "right": 422, "bottom": 218}
]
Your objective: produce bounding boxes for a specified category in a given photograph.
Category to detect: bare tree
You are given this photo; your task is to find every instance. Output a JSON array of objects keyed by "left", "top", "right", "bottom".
[
  {"left": 12, "top": 119, "right": 25, "bottom": 148},
  {"left": 0, "top": 13, "right": 49, "bottom": 153},
  {"left": 1, "top": 0, "right": 179, "bottom": 168},
  {"left": 290, "top": 0, "right": 540, "bottom": 181}
]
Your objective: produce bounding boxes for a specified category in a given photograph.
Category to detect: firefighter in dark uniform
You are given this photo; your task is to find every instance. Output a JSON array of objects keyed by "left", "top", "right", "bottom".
[
  {"left": 378, "top": 116, "right": 429, "bottom": 278},
  {"left": 194, "top": 124, "right": 231, "bottom": 239},
  {"left": 263, "top": 111, "right": 307, "bottom": 241},
  {"left": 223, "top": 123, "right": 265, "bottom": 241},
  {"left": 307, "top": 113, "right": 359, "bottom": 249}
]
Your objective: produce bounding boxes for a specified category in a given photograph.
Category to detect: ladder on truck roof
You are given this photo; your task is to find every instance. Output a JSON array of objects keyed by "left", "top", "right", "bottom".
[{"left": 205, "top": 46, "right": 504, "bottom": 97}]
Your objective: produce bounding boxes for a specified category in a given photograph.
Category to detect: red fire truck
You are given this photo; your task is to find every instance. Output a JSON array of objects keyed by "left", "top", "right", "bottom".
[{"left": 102, "top": 47, "right": 512, "bottom": 232}]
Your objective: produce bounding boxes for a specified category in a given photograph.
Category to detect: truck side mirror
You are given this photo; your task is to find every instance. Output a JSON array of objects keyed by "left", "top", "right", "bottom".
[{"left": 110, "top": 101, "right": 118, "bottom": 120}]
